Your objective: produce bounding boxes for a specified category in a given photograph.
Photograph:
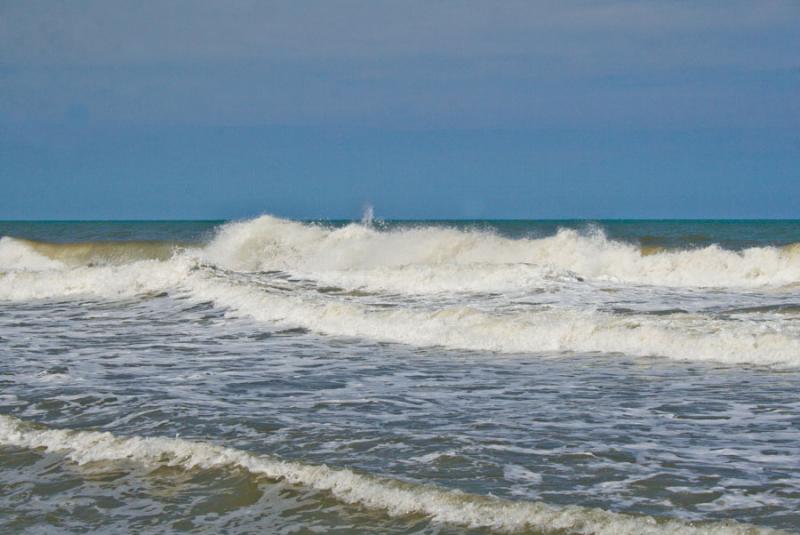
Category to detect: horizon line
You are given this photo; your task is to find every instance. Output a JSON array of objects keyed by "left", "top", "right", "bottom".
[{"left": 2, "top": 217, "right": 800, "bottom": 223}]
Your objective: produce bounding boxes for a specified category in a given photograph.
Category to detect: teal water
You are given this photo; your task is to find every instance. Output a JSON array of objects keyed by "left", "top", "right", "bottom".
[
  {"left": 1, "top": 217, "right": 799, "bottom": 534},
  {"left": 2, "top": 219, "right": 800, "bottom": 248}
]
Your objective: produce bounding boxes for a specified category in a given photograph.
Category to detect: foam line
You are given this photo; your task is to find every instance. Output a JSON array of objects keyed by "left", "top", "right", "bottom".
[{"left": 0, "top": 415, "right": 784, "bottom": 535}]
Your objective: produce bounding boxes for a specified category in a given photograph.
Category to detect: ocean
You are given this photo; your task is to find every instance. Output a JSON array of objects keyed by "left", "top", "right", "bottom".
[{"left": 1, "top": 216, "right": 799, "bottom": 534}]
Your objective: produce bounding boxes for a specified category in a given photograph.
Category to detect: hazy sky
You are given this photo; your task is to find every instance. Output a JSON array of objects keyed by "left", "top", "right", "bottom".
[{"left": 1, "top": 1, "right": 798, "bottom": 219}]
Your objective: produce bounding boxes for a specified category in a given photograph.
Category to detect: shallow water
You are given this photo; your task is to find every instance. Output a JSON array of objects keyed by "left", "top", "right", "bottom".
[{"left": 1, "top": 217, "right": 799, "bottom": 533}]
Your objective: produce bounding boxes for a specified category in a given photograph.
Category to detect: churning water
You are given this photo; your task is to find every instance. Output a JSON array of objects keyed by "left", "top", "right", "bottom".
[{"left": 1, "top": 217, "right": 799, "bottom": 533}]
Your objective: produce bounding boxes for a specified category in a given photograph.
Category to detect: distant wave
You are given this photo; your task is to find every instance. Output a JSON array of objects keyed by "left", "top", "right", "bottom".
[
  {"left": 0, "top": 415, "right": 784, "bottom": 535},
  {"left": 200, "top": 216, "right": 800, "bottom": 289},
  {"left": 3, "top": 215, "right": 800, "bottom": 288}
]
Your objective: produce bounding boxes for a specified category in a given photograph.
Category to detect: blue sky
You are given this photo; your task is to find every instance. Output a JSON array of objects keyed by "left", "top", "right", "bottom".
[{"left": 1, "top": 1, "right": 798, "bottom": 219}]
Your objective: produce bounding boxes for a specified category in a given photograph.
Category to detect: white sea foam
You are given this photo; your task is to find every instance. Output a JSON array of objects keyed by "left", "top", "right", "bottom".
[
  {"left": 0, "top": 256, "right": 191, "bottom": 300},
  {"left": 201, "top": 215, "right": 800, "bottom": 289},
  {"left": 291, "top": 263, "right": 564, "bottom": 294},
  {"left": 5, "top": 216, "right": 800, "bottom": 292},
  {"left": 2, "top": 247, "right": 800, "bottom": 366},
  {"left": 3, "top": 216, "right": 800, "bottom": 366},
  {"left": 0, "top": 415, "right": 783, "bottom": 535},
  {"left": 183, "top": 273, "right": 800, "bottom": 366},
  {"left": 0, "top": 237, "right": 64, "bottom": 271}
]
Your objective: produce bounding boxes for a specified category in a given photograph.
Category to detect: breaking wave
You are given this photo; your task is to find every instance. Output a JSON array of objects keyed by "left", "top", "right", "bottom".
[
  {"left": 3, "top": 216, "right": 800, "bottom": 289},
  {"left": 0, "top": 415, "right": 783, "bottom": 535},
  {"left": 182, "top": 273, "right": 800, "bottom": 367},
  {"left": 200, "top": 216, "right": 800, "bottom": 289},
  {"left": 1, "top": 259, "right": 797, "bottom": 366},
  {"left": 2, "top": 216, "right": 800, "bottom": 366}
]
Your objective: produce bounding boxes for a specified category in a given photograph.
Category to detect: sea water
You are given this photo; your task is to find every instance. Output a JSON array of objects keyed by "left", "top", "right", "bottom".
[{"left": 1, "top": 217, "right": 799, "bottom": 534}]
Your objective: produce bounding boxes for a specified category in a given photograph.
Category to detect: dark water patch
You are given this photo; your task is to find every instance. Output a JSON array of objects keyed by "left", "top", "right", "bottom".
[
  {"left": 275, "top": 327, "right": 311, "bottom": 336},
  {"left": 721, "top": 304, "right": 800, "bottom": 315},
  {"left": 610, "top": 307, "right": 689, "bottom": 316}
]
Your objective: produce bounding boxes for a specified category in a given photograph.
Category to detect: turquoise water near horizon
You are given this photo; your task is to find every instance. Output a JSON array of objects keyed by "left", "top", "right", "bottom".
[{"left": 3, "top": 219, "right": 800, "bottom": 248}]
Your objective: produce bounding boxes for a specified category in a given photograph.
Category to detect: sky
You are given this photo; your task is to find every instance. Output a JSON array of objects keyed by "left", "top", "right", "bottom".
[{"left": 1, "top": 0, "right": 798, "bottom": 220}]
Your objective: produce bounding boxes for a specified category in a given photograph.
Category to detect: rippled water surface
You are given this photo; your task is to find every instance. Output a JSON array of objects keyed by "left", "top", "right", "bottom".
[{"left": 1, "top": 218, "right": 799, "bottom": 534}]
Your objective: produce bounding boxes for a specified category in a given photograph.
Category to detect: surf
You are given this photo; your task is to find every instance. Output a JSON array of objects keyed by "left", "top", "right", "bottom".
[
  {"left": 202, "top": 216, "right": 800, "bottom": 289},
  {"left": 180, "top": 271, "right": 800, "bottom": 367},
  {"left": 5, "top": 216, "right": 800, "bottom": 289},
  {"left": 2, "top": 216, "right": 800, "bottom": 367},
  {"left": 0, "top": 415, "right": 784, "bottom": 535}
]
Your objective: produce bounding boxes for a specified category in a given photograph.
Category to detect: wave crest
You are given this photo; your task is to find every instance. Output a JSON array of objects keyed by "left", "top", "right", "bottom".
[
  {"left": 5, "top": 217, "right": 800, "bottom": 289},
  {"left": 183, "top": 273, "right": 800, "bottom": 367},
  {"left": 201, "top": 216, "right": 800, "bottom": 289}
]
